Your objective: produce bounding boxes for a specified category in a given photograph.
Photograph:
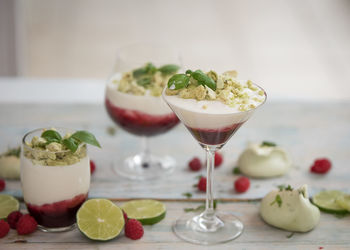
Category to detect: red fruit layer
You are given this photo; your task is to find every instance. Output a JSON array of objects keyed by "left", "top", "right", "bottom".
[
  {"left": 26, "top": 193, "right": 87, "bottom": 228},
  {"left": 105, "top": 98, "right": 179, "bottom": 136},
  {"left": 187, "top": 122, "right": 244, "bottom": 145}
]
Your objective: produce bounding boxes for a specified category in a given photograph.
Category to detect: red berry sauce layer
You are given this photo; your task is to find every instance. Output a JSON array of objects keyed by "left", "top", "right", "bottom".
[
  {"left": 26, "top": 193, "right": 87, "bottom": 228},
  {"left": 105, "top": 98, "right": 179, "bottom": 136},
  {"left": 187, "top": 122, "right": 244, "bottom": 145}
]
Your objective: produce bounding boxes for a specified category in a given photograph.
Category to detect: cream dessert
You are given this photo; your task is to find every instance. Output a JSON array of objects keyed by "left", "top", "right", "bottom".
[
  {"left": 0, "top": 147, "right": 20, "bottom": 179},
  {"left": 260, "top": 185, "right": 320, "bottom": 232},
  {"left": 163, "top": 70, "right": 266, "bottom": 145},
  {"left": 238, "top": 141, "right": 291, "bottom": 178},
  {"left": 20, "top": 128, "right": 100, "bottom": 230},
  {"left": 105, "top": 63, "right": 180, "bottom": 136}
]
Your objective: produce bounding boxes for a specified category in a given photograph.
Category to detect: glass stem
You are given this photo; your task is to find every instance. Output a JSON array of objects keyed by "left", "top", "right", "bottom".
[
  {"left": 204, "top": 146, "right": 216, "bottom": 218},
  {"left": 141, "top": 136, "right": 150, "bottom": 168}
]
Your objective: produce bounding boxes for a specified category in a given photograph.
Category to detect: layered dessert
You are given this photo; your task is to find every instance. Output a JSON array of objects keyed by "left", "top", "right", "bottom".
[
  {"left": 20, "top": 128, "right": 99, "bottom": 229},
  {"left": 0, "top": 147, "right": 21, "bottom": 179},
  {"left": 163, "top": 70, "right": 266, "bottom": 146},
  {"left": 238, "top": 141, "right": 291, "bottom": 178},
  {"left": 105, "top": 63, "right": 180, "bottom": 136}
]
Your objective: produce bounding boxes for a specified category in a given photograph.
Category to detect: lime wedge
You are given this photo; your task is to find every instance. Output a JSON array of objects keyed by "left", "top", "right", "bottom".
[
  {"left": 0, "top": 194, "right": 19, "bottom": 219},
  {"left": 121, "top": 200, "right": 166, "bottom": 225},
  {"left": 336, "top": 194, "right": 350, "bottom": 212},
  {"left": 312, "top": 190, "right": 348, "bottom": 214},
  {"left": 77, "top": 199, "right": 124, "bottom": 241}
]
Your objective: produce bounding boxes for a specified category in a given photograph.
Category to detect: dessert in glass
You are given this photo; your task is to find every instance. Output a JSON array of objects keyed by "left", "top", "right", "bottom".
[
  {"left": 20, "top": 128, "right": 100, "bottom": 232},
  {"left": 163, "top": 69, "right": 266, "bottom": 244},
  {"left": 105, "top": 44, "right": 180, "bottom": 180}
]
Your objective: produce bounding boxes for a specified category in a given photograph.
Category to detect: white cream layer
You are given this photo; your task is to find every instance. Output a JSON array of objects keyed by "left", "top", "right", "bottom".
[
  {"left": 105, "top": 74, "right": 172, "bottom": 116},
  {"left": 162, "top": 86, "right": 265, "bottom": 129},
  {"left": 20, "top": 155, "right": 90, "bottom": 206}
]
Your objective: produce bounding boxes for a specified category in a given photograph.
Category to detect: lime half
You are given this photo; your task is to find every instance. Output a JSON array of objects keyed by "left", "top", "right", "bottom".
[
  {"left": 336, "top": 194, "right": 350, "bottom": 212},
  {"left": 121, "top": 199, "right": 166, "bottom": 225},
  {"left": 77, "top": 199, "right": 124, "bottom": 241},
  {"left": 312, "top": 190, "right": 348, "bottom": 214},
  {"left": 0, "top": 194, "right": 19, "bottom": 219}
]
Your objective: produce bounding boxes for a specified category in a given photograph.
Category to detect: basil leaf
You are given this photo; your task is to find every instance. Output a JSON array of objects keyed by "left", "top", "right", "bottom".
[
  {"left": 41, "top": 130, "right": 62, "bottom": 142},
  {"left": 145, "top": 63, "right": 157, "bottom": 74},
  {"left": 158, "top": 64, "right": 180, "bottom": 75},
  {"left": 185, "top": 69, "right": 193, "bottom": 75},
  {"left": 132, "top": 63, "right": 157, "bottom": 78},
  {"left": 191, "top": 70, "right": 216, "bottom": 91},
  {"left": 261, "top": 141, "right": 276, "bottom": 147},
  {"left": 132, "top": 67, "right": 148, "bottom": 78},
  {"left": 137, "top": 77, "right": 151, "bottom": 87},
  {"left": 62, "top": 137, "right": 79, "bottom": 153},
  {"left": 167, "top": 74, "right": 190, "bottom": 90},
  {"left": 71, "top": 130, "right": 101, "bottom": 148}
]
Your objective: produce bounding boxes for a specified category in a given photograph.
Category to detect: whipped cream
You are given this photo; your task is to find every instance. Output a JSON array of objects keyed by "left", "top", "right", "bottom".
[
  {"left": 238, "top": 143, "right": 291, "bottom": 178},
  {"left": 162, "top": 81, "right": 265, "bottom": 129},
  {"left": 20, "top": 155, "right": 90, "bottom": 206},
  {"left": 106, "top": 73, "right": 173, "bottom": 116},
  {"left": 260, "top": 185, "right": 320, "bottom": 232}
]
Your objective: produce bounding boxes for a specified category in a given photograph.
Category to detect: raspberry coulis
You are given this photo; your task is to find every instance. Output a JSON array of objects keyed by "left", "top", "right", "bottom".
[
  {"left": 105, "top": 98, "right": 179, "bottom": 136},
  {"left": 26, "top": 193, "right": 87, "bottom": 228},
  {"left": 187, "top": 122, "right": 244, "bottom": 145}
]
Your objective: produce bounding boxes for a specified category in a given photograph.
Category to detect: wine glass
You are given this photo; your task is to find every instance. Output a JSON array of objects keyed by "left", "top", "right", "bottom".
[
  {"left": 105, "top": 43, "right": 181, "bottom": 180},
  {"left": 163, "top": 80, "right": 267, "bottom": 244}
]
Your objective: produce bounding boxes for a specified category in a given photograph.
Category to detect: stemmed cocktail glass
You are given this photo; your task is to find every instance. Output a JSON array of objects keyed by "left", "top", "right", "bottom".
[{"left": 163, "top": 78, "right": 266, "bottom": 244}]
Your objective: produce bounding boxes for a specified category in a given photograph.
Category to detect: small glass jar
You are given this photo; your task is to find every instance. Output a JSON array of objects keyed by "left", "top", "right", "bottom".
[{"left": 20, "top": 128, "right": 90, "bottom": 232}]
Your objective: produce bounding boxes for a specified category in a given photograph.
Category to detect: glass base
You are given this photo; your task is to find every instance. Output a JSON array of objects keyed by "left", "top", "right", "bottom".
[
  {"left": 38, "top": 223, "right": 76, "bottom": 232},
  {"left": 173, "top": 211, "right": 244, "bottom": 245},
  {"left": 113, "top": 152, "right": 176, "bottom": 180}
]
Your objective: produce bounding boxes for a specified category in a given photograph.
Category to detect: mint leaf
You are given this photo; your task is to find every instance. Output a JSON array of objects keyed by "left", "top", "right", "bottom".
[
  {"left": 132, "top": 67, "right": 148, "bottom": 78},
  {"left": 270, "top": 194, "right": 282, "bottom": 207},
  {"left": 182, "top": 192, "right": 192, "bottom": 198},
  {"left": 167, "top": 74, "right": 190, "bottom": 90},
  {"left": 71, "top": 131, "right": 101, "bottom": 148},
  {"left": 41, "top": 130, "right": 62, "bottom": 142},
  {"left": 136, "top": 77, "right": 151, "bottom": 87},
  {"left": 277, "top": 184, "right": 293, "bottom": 192},
  {"left": 133, "top": 63, "right": 157, "bottom": 78},
  {"left": 261, "top": 141, "right": 276, "bottom": 147},
  {"left": 62, "top": 137, "right": 79, "bottom": 153},
  {"left": 191, "top": 70, "right": 216, "bottom": 91},
  {"left": 158, "top": 64, "right": 180, "bottom": 75},
  {"left": 232, "top": 167, "right": 241, "bottom": 175}
]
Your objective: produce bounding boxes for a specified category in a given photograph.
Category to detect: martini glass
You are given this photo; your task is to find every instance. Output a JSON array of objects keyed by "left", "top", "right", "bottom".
[
  {"left": 163, "top": 81, "right": 266, "bottom": 245},
  {"left": 105, "top": 43, "right": 181, "bottom": 180}
]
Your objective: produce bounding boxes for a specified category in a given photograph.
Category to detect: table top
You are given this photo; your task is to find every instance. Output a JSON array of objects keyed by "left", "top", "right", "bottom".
[{"left": 0, "top": 101, "right": 349, "bottom": 249}]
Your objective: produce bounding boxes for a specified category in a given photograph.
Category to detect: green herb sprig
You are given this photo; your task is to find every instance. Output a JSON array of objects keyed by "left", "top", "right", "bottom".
[
  {"left": 232, "top": 167, "right": 241, "bottom": 175},
  {"left": 261, "top": 141, "right": 277, "bottom": 147},
  {"left": 167, "top": 69, "right": 217, "bottom": 91},
  {"left": 132, "top": 63, "right": 180, "bottom": 87},
  {"left": 41, "top": 130, "right": 101, "bottom": 153},
  {"left": 2, "top": 147, "right": 21, "bottom": 158},
  {"left": 270, "top": 194, "right": 282, "bottom": 207},
  {"left": 277, "top": 184, "right": 293, "bottom": 192}
]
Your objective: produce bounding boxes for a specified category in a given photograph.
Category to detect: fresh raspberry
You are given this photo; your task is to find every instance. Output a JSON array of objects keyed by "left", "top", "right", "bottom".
[
  {"left": 0, "top": 220, "right": 10, "bottom": 238},
  {"left": 16, "top": 214, "right": 37, "bottom": 235},
  {"left": 124, "top": 219, "right": 144, "bottom": 240},
  {"left": 189, "top": 157, "right": 202, "bottom": 171},
  {"left": 310, "top": 158, "right": 332, "bottom": 174},
  {"left": 214, "top": 152, "right": 223, "bottom": 167},
  {"left": 90, "top": 160, "right": 96, "bottom": 174},
  {"left": 123, "top": 210, "right": 128, "bottom": 222},
  {"left": 197, "top": 177, "right": 207, "bottom": 192},
  {"left": 0, "top": 179, "right": 5, "bottom": 192},
  {"left": 234, "top": 177, "right": 250, "bottom": 193},
  {"left": 7, "top": 211, "right": 23, "bottom": 229}
]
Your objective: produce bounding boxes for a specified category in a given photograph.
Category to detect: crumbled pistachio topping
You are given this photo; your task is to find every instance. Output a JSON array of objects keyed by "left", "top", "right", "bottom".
[
  {"left": 24, "top": 134, "right": 87, "bottom": 166},
  {"left": 114, "top": 63, "right": 180, "bottom": 97},
  {"left": 165, "top": 70, "right": 265, "bottom": 111}
]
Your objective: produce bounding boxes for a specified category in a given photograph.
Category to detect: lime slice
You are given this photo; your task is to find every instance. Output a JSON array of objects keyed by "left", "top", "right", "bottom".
[
  {"left": 0, "top": 194, "right": 19, "bottom": 219},
  {"left": 76, "top": 199, "right": 124, "bottom": 241},
  {"left": 336, "top": 194, "right": 350, "bottom": 212},
  {"left": 312, "top": 190, "right": 348, "bottom": 214},
  {"left": 121, "top": 199, "right": 166, "bottom": 225}
]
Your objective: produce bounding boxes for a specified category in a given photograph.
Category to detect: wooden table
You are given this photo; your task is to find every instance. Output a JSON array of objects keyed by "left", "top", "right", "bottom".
[{"left": 0, "top": 102, "right": 349, "bottom": 249}]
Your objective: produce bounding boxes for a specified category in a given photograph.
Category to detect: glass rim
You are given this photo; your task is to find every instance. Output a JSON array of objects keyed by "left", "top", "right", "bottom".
[
  {"left": 162, "top": 80, "right": 267, "bottom": 115},
  {"left": 22, "top": 127, "right": 86, "bottom": 154}
]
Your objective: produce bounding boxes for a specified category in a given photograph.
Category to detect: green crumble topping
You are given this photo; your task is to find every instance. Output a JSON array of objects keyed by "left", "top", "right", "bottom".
[
  {"left": 114, "top": 62, "right": 180, "bottom": 97},
  {"left": 165, "top": 70, "right": 265, "bottom": 111}
]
